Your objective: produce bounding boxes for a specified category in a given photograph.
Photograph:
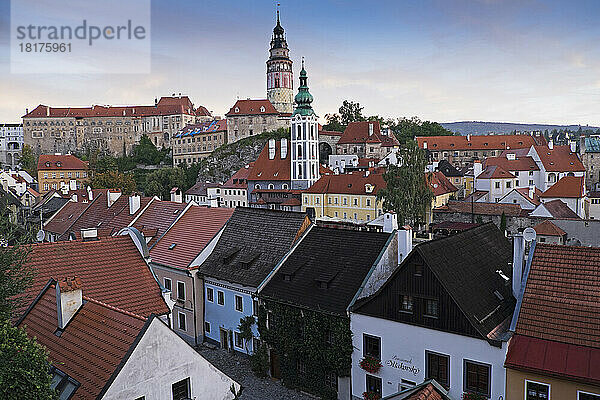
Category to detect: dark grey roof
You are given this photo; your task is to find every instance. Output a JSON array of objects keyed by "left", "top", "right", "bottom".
[
  {"left": 185, "top": 181, "right": 221, "bottom": 196},
  {"left": 197, "top": 207, "right": 308, "bottom": 287},
  {"left": 414, "top": 223, "right": 515, "bottom": 338},
  {"left": 260, "top": 227, "right": 393, "bottom": 315},
  {"left": 437, "top": 159, "right": 463, "bottom": 177}
]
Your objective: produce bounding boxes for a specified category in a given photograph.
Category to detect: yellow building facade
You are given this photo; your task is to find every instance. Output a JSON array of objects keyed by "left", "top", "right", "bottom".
[{"left": 302, "top": 192, "right": 384, "bottom": 222}]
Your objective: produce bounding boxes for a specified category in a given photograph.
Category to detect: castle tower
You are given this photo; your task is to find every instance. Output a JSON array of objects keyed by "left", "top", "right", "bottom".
[
  {"left": 266, "top": 7, "right": 294, "bottom": 114},
  {"left": 291, "top": 59, "right": 320, "bottom": 190}
]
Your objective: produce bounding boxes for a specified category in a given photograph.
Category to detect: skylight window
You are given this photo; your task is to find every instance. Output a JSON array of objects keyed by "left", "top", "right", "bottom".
[
  {"left": 50, "top": 366, "right": 80, "bottom": 400},
  {"left": 169, "top": 243, "right": 177, "bottom": 250}
]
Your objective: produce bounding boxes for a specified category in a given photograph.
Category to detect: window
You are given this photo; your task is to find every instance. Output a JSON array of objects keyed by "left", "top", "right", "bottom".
[
  {"left": 579, "top": 392, "right": 600, "bottom": 400},
  {"left": 495, "top": 182, "right": 500, "bottom": 189},
  {"left": 178, "top": 312, "right": 186, "bottom": 331},
  {"left": 135, "top": 397, "right": 145, "bottom": 400},
  {"left": 235, "top": 295, "right": 243, "bottom": 312},
  {"left": 366, "top": 199, "right": 371, "bottom": 206},
  {"left": 424, "top": 299, "right": 439, "bottom": 318},
  {"left": 464, "top": 360, "right": 491, "bottom": 397},
  {"left": 426, "top": 351, "right": 450, "bottom": 389},
  {"left": 253, "top": 299, "right": 259, "bottom": 316},
  {"left": 206, "top": 287, "right": 214, "bottom": 302},
  {"left": 526, "top": 381, "right": 550, "bottom": 400},
  {"left": 204, "top": 321, "right": 211, "bottom": 333},
  {"left": 177, "top": 281, "right": 185, "bottom": 301},
  {"left": 400, "top": 295, "right": 413, "bottom": 313},
  {"left": 506, "top": 181, "right": 512, "bottom": 188},
  {"left": 363, "top": 334, "right": 381, "bottom": 359},
  {"left": 217, "top": 290, "right": 224, "bottom": 305},
  {"left": 414, "top": 264, "right": 423, "bottom": 277},
  {"left": 50, "top": 366, "right": 80, "bottom": 400},
  {"left": 366, "top": 374, "right": 382, "bottom": 396},
  {"left": 234, "top": 331, "right": 244, "bottom": 349},
  {"left": 164, "top": 278, "right": 172, "bottom": 291},
  {"left": 172, "top": 377, "right": 190, "bottom": 400}
]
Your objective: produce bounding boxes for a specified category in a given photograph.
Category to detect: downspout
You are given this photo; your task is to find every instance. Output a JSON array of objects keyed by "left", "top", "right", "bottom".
[
  {"left": 191, "top": 270, "right": 198, "bottom": 347},
  {"left": 509, "top": 240, "right": 536, "bottom": 332}
]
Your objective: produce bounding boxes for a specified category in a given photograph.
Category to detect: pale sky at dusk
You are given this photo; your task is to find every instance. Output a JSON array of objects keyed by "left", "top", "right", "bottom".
[{"left": 1, "top": 0, "right": 599, "bottom": 125}]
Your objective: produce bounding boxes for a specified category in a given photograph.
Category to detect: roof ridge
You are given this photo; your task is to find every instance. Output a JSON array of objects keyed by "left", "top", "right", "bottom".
[{"left": 83, "top": 295, "right": 147, "bottom": 321}]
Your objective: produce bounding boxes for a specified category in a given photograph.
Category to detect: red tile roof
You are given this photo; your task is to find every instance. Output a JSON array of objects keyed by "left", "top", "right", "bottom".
[
  {"left": 225, "top": 99, "right": 279, "bottom": 116},
  {"left": 435, "top": 200, "right": 523, "bottom": 216},
  {"left": 223, "top": 163, "right": 254, "bottom": 189},
  {"left": 337, "top": 121, "right": 399, "bottom": 146},
  {"left": 428, "top": 171, "right": 458, "bottom": 197},
  {"left": 514, "top": 187, "right": 542, "bottom": 206},
  {"left": 477, "top": 165, "right": 515, "bottom": 179},
  {"left": 538, "top": 199, "right": 581, "bottom": 219},
  {"left": 44, "top": 201, "right": 92, "bottom": 236},
  {"left": 534, "top": 220, "right": 566, "bottom": 237},
  {"left": 132, "top": 201, "right": 188, "bottom": 247},
  {"left": 319, "top": 130, "right": 343, "bottom": 136},
  {"left": 17, "top": 235, "right": 169, "bottom": 319},
  {"left": 150, "top": 206, "right": 234, "bottom": 270},
  {"left": 306, "top": 171, "right": 386, "bottom": 195},
  {"left": 24, "top": 96, "right": 201, "bottom": 119},
  {"left": 506, "top": 243, "right": 600, "bottom": 384},
  {"left": 484, "top": 155, "right": 539, "bottom": 172},
  {"left": 533, "top": 145, "right": 585, "bottom": 172},
  {"left": 247, "top": 140, "right": 291, "bottom": 181},
  {"left": 18, "top": 283, "right": 147, "bottom": 400},
  {"left": 416, "top": 134, "right": 541, "bottom": 151},
  {"left": 406, "top": 383, "right": 445, "bottom": 400},
  {"left": 38, "top": 154, "right": 88, "bottom": 171},
  {"left": 540, "top": 176, "right": 585, "bottom": 198}
]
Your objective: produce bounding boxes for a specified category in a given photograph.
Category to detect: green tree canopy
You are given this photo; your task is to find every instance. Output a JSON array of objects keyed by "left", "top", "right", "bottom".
[
  {"left": 0, "top": 321, "right": 57, "bottom": 400},
  {"left": 19, "top": 145, "right": 37, "bottom": 177},
  {"left": 323, "top": 100, "right": 365, "bottom": 131},
  {"left": 131, "top": 135, "right": 167, "bottom": 165},
  {"left": 377, "top": 142, "right": 433, "bottom": 226},
  {"left": 91, "top": 171, "right": 137, "bottom": 195},
  {"left": 143, "top": 167, "right": 186, "bottom": 199}
]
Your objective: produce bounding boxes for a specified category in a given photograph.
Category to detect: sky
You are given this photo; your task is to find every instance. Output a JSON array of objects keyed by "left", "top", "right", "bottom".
[{"left": 1, "top": 0, "right": 600, "bottom": 125}]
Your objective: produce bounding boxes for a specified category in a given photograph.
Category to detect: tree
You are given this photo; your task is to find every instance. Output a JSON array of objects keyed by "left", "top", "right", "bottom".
[
  {"left": 91, "top": 171, "right": 136, "bottom": 195},
  {"left": 323, "top": 100, "right": 365, "bottom": 131},
  {"left": 0, "top": 208, "right": 34, "bottom": 321},
  {"left": 19, "top": 145, "right": 37, "bottom": 177},
  {"left": 377, "top": 143, "right": 433, "bottom": 226},
  {"left": 143, "top": 167, "right": 186, "bottom": 199},
  {"left": 237, "top": 315, "right": 255, "bottom": 354},
  {"left": 131, "top": 135, "right": 165, "bottom": 165},
  {"left": 0, "top": 321, "right": 57, "bottom": 400},
  {"left": 500, "top": 212, "right": 507, "bottom": 233}
]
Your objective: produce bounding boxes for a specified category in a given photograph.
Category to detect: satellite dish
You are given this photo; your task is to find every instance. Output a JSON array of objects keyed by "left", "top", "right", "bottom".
[
  {"left": 523, "top": 227, "right": 537, "bottom": 242},
  {"left": 36, "top": 230, "right": 45, "bottom": 242}
]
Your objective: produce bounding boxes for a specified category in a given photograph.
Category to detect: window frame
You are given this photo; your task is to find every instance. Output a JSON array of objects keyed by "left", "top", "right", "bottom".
[
  {"left": 525, "top": 379, "right": 551, "bottom": 400},
  {"left": 234, "top": 331, "right": 244, "bottom": 349},
  {"left": 171, "top": 377, "right": 191, "bottom": 400},
  {"left": 176, "top": 281, "right": 185, "bottom": 301},
  {"left": 163, "top": 277, "right": 172, "bottom": 291},
  {"left": 424, "top": 299, "right": 439, "bottom": 318},
  {"left": 204, "top": 321, "right": 211, "bottom": 333},
  {"left": 217, "top": 290, "right": 225, "bottom": 306},
  {"left": 425, "top": 350, "right": 450, "bottom": 389},
  {"left": 206, "top": 287, "right": 214, "bottom": 302},
  {"left": 365, "top": 374, "right": 382, "bottom": 396},
  {"left": 363, "top": 333, "right": 381, "bottom": 360},
  {"left": 235, "top": 295, "right": 244, "bottom": 312},
  {"left": 578, "top": 390, "right": 600, "bottom": 400},
  {"left": 400, "top": 294, "right": 414, "bottom": 313},
  {"left": 463, "top": 359, "right": 491, "bottom": 398},
  {"left": 178, "top": 312, "right": 186, "bottom": 331}
]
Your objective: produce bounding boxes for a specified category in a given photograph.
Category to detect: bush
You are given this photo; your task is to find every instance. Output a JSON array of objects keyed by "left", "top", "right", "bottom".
[{"left": 250, "top": 341, "right": 270, "bottom": 378}]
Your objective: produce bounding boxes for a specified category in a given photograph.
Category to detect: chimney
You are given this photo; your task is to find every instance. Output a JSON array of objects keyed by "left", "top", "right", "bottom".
[
  {"left": 56, "top": 277, "right": 83, "bottom": 329},
  {"left": 473, "top": 160, "right": 483, "bottom": 178},
  {"left": 61, "top": 185, "right": 69, "bottom": 196},
  {"left": 580, "top": 136, "right": 586, "bottom": 155},
  {"left": 548, "top": 140, "right": 554, "bottom": 150},
  {"left": 512, "top": 235, "right": 525, "bottom": 298},
  {"left": 467, "top": 134, "right": 471, "bottom": 142},
  {"left": 528, "top": 185, "right": 535, "bottom": 200},
  {"left": 87, "top": 186, "right": 93, "bottom": 201},
  {"left": 129, "top": 193, "right": 141, "bottom": 215},
  {"left": 365, "top": 170, "right": 370, "bottom": 177},
  {"left": 397, "top": 225, "right": 413, "bottom": 263},
  {"left": 506, "top": 153, "right": 516, "bottom": 161},
  {"left": 107, "top": 190, "right": 121, "bottom": 207},
  {"left": 569, "top": 140, "right": 576, "bottom": 153},
  {"left": 369, "top": 123, "right": 374, "bottom": 136},
  {"left": 280, "top": 138, "right": 288, "bottom": 159},
  {"left": 268, "top": 139, "right": 276, "bottom": 160},
  {"left": 423, "top": 141, "right": 428, "bottom": 149},
  {"left": 170, "top": 188, "right": 182, "bottom": 203},
  {"left": 383, "top": 212, "right": 398, "bottom": 233},
  {"left": 69, "top": 180, "right": 77, "bottom": 191},
  {"left": 46, "top": 106, "right": 50, "bottom": 117}
]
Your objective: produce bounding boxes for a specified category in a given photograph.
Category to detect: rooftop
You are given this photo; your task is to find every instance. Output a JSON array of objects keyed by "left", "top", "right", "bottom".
[
  {"left": 534, "top": 220, "right": 566, "bottom": 237},
  {"left": 435, "top": 200, "right": 523, "bottom": 217},
  {"left": 247, "top": 140, "right": 291, "bottom": 182},
  {"left": 337, "top": 121, "right": 399, "bottom": 147},
  {"left": 226, "top": 99, "right": 280, "bottom": 116},
  {"left": 540, "top": 176, "right": 585, "bottom": 198},
  {"left": 37, "top": 154, "right": 88, "bottom": 171},
  {"left": 306, "top": 171, "right": 386, "bottom": 195},
  {"left": 174, "top": 119, "right": 227, "bottom": 139},
  {"left": 532, "top": 145, "right": 585, "bottom": 172},
  {"left": 428, "top": 171, "right": 458, "bottom": 197},
  {"left": 416, "top": 134, "right": 542, "bottom": 151}
]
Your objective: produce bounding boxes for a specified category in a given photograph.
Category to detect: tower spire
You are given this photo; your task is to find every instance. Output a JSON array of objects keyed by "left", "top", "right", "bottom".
[{"left": 293, "top": 57, "right": 314, "bottom": 116}]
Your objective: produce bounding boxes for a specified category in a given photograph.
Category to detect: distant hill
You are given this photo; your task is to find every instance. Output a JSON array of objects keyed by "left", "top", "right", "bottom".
[{"left": 441, "top": 121, "right": 600, "bottom": 135}]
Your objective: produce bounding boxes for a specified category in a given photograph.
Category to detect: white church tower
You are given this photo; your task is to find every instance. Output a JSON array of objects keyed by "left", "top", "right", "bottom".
[{"left": 291, "top": 59, "right": 320, "bottom": 190}]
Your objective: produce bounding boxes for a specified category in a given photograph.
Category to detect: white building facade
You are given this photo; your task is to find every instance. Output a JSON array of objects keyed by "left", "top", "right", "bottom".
[{"left": 0, "top": 123, "right": 23, "bottom": 169}]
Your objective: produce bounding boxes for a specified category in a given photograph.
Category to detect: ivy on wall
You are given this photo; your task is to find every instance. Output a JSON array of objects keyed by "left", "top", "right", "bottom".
[{"left": 258, "top": 300, "right": 354, "bottom": 400}]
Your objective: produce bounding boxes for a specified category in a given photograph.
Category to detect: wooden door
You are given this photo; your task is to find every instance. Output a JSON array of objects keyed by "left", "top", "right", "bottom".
[
  {"left": 220, "top": 328, "right": 229, "bottom": 351},
  {"left": 270, "top": 348, "right": 281, "bottom": 379}
]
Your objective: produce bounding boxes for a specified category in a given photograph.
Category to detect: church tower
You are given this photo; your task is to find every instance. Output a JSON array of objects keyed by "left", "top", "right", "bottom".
[
  {"left": 266, "top": 8, "right": 294, "bottom": 114},
  {"left": 291, "top": 59, "right": 320, "bottom": 190}
]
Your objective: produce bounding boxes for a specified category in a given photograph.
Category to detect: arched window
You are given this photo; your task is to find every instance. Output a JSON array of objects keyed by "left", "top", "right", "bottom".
[
  {"left": 297, "top": 145, "right": 302, "bottom": 158},
  {"left": 282, "top": 183, "right": 289, "bottom": 190},
  {"left": 255, "top": 184, "right": 261, "bottom": 190},
  {"left": 548, "top": 173, "right": 557, "bottom": 183},
  {"left": 298, "top": 164, "right": 303, "bottom": 179},
  {"left": 268, "top": 183, "right": 275, "bottom": 190},
  {"left": 310, "top": 125, "right": 314, "bottom": 139}
]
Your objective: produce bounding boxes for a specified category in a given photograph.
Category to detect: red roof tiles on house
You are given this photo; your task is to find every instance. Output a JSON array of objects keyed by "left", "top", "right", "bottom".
[
  {"left": 435, "top": 200, "right": 523, "bottom": 216},
  {"left": 306, "top": 171, "right": 386, "bottom": 195},
  {"left": 506, "top": 243, "right": 600, "bottom": 384},
  {"left": 38, "top": 154, "right": 88, "bottom": 171},
  {"left": 44, "top": 201, "right": 92, "bottom": 236},
  {"left": 538, "top": 199, "right": 581, "bottom": 219},
  {"left": 540, "top": 176, "right": 585, "bottom": 198},
  {"left": 484, "top": 155, "right": 539, "bottom": 172},
  {"left": 18, "top": 283, "right": 147, "bottom": 400},
  {"left": 532, "top": 145, "right": 585, "bottom": 172},
  {"left": 428, "top": 171, "right": 458, "bottom": 197},
  {"left": 223, "top": 163, "right": 254, "bottom": 189},
  {"left": 514, "top": 187, "right": 542, "bottom": 206},
  {"left": 225, "top": 99, "right": 279, "bottom": 116},
  {"left": 18, "top": 235, "right": 169, "bottom": 319},
  {"left": 150, "top": 206, "right": 234, "bottom": 270},
  {"left": 132, "top": 200, "right": 188, "bottom": 247},
  {"left": 534, "top": 220, "right": 566, "bottom": 237},
  {"left": 247, "top": 140, "right": 291, "bottom": 181},
  {"left": 477, "top": 165, "right": 515, "bottom": 179},
  {"left": 337, "top": 121, "right": 399, "bottom": 146},
  {"left": 416, "top": 134, "right": 541, "bottom": 151}
]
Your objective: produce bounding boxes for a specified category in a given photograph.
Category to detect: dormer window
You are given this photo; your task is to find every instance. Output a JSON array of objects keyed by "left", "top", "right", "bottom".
[
  {"left": 45, "top": 161, "right": 51, "bottom": 167},
  {"left": 169, "top": 243, "right": 177, "bottom": 250},
  {"left": 235, "top": 107, "right": 240, "bottom": 113},
  {"left": 260, "top": 106, "right": 265, "bottom": 112},
  {"left": 56, "top": 161, "right": 62, "bottom": 167}
]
